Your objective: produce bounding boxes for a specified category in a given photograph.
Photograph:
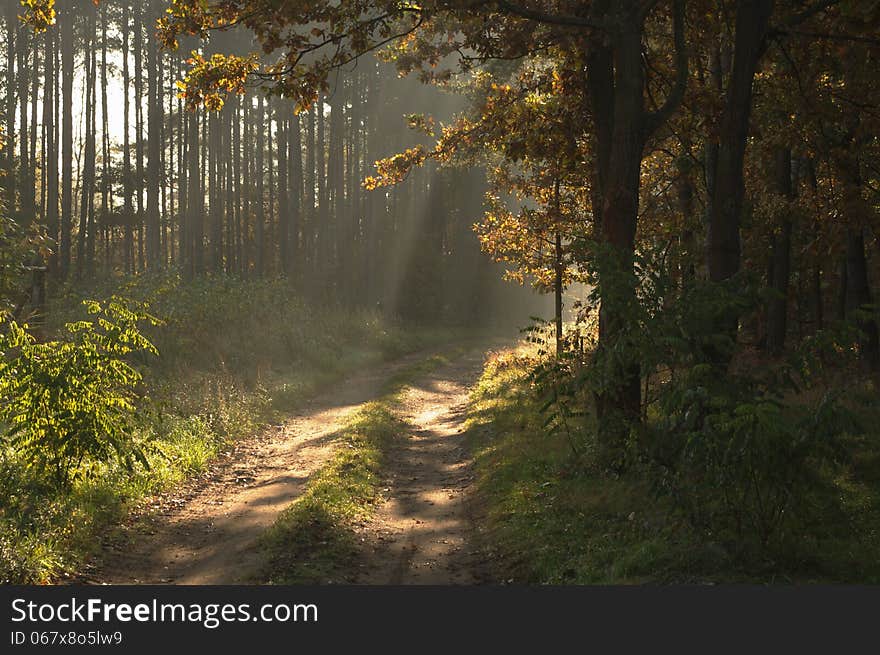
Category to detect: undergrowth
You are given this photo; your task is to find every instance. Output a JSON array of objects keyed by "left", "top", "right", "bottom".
[{"left": 465, "top": 342, "right": 880, "bottom": 584}]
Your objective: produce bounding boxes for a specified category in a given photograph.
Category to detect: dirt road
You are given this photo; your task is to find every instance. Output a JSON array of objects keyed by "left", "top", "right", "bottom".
[
  {"left": 86, "top": 347, "right": 490, "bottom": 585},
  {"left": 354, "top": 349, "right": 488, "bottom": 584}
]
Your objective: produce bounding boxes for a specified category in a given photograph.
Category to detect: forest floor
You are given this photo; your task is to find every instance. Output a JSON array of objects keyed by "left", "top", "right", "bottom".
[{"left": 84, "top": 345, "right": 493, "bottom": 585}]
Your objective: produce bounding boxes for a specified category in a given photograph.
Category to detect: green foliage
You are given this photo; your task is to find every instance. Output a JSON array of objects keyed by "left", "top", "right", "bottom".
[
  {"left": 524, "top": 319, "right": 592, "bottom": 460},
  {"left": 642, "top": 364, "right": 858, "bottom": 551},
  {"left": 469, "top": 344, "right": 880, "bottom": 583},
  {"left": 530, "top": 244, "right": 872, "bottom": 559},
  {"left": 0, "top": 210, "right": 49, "bottom": 313},
  {"left": 0, "top": 299, "right": 161, "bottom": 488}
]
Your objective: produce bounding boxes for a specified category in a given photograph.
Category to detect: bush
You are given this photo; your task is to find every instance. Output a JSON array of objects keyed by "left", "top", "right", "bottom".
[
  {"left": 0, "top": 299, "right": 160, "bottom": 488},
  {"left": 641, "top": 362, "right": 857, "bottom": 551},
  {"left": 536, "top": 244, "right": 866, "bottom": 557}
]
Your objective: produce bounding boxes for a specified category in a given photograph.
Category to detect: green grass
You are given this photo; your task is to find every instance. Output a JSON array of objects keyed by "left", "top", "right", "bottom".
[
  {"left": 255, "top": 354, "right": 452, "bottom": 584},
  {"left": 464, "top": 345, "right": 880, "bottom": 584},
  {"left": 0, "top": 273, "right": 459, "bottom": 584}
]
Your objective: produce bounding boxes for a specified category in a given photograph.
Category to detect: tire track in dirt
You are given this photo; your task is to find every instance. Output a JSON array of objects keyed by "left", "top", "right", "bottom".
[
  {"left": 354, "top": 349, "right": 490, "bottom": 584},
  {"left": 83, "top": 350, "right": 437, "bottom": 585}
]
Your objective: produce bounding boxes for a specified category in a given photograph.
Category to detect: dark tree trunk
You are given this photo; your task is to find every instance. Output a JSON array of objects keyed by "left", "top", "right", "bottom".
[
  {"left": 589, "top": 9, "right": 646, "bottom": 464},
  {"left": 186, "top": 109, "right": 201, "bottom": 277},
  {"left": 59, "top": 0, "right": 73, "bottom": 278},
  {"left": 77, "top": 9, "right": 97, "bottom": 277},
  {"left": 255, "top": 93, "right": 265, "bottom": 277},
  {"left": 134, "top": 2, "right": 145, "bottom": 271},
  {"left": 122, "top": 2, "right": 134, "bottom": 275},
  {"left": 704, "top": 0, "right": 773, "bottom": 366},
  {"left": 146, "top": 0, "right": 162, "bottom": 269},
  {"left": 277, "top": 99, "right": 290, "bottom": 274},
  {"left": 44, "top": 27, "right": 59, "bottom": 275},
  {"left": 289, "top": 110, "right": 302, "bottom": 278},
  {"left": 100, "top": 4, "right": 110, "bottom": 271},
  {"left": 18, "top": 25, "right": 32, "bottom": 223},
  {"left": 5, "top": 4, "right": 16, "bottom": 214}
]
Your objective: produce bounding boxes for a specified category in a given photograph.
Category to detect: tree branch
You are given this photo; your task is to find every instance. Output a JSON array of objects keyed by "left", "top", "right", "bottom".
[
  {"left": 492, "top": 0, "right": 606, "bottom": 29},
  {"left": 644, "top": 0, "right": 687, "bottom": 138}
]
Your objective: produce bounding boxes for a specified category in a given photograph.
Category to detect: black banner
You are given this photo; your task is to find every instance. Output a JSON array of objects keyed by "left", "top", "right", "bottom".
[{"left": 1, "top": 585, "right": 876, "bottom": 651}]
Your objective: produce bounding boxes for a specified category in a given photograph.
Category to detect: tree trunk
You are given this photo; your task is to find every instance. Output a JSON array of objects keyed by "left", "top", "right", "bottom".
[
  {"left": 4, "top": 4, "right": 16, "bottom": 214},
  {"left": 145, "top": 0, "right": 162, "bottom": 269},
  {"left": 589, "top": 11, "right": 646, "bottom": 465},
  {"left": 44, "top": 27, "right": 59, "bottom": 275},
  {"left": 77, "top": 9, "right": 96, "bottom": 277},
  {"left": 277, "top": 99, "right": 290, "bottom": 274},
  {"left": 59, "top": 0, "right": 73, "bottom": 278},
  {"left": 700, "top": 0, "right": 774, "bottom": 370},
  {"left": 255, "top": 93, "right": 265, "bottom": 277},
  {"left": 705, "top": 0, "right": 773, "bottom": 328}
]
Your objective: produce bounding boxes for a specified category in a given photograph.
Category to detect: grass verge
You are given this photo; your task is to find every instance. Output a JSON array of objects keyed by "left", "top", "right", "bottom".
[
  {"left": 464, "top": 344, "right": 880, "bottom": 584},
  {"left": 254, "top": 353, "right": 452, "bottom": 584}
]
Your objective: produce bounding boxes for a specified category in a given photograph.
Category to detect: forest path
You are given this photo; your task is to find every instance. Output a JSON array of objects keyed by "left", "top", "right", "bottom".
[
  {"left": 85, "top": 348, "right": 446, "bottom": 585},
  {"left": 353, "top": 349, "right": 488, "bottom": 584}
]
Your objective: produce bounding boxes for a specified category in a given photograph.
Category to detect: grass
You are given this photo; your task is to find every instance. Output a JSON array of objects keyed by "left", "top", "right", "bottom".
[
  {"left": 254, "top": 353, "right": 452, "bottom": 584},
  {"left": 464, "top": 343, "right": 880, "bottom": 584},
  {"left": 0, "top": 273, "right": 459, "bottom": 584}
]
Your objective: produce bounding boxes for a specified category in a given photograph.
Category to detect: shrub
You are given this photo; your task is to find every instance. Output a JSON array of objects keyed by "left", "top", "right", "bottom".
[
  {"left": 0, "top": 299, "right": 160, "bottom": 488},
  {"left": 534, "top": 244, "right": 865, "bottom": 556},
  {"left": 642, "top": 362, "right": 857, "bottom": 551}
]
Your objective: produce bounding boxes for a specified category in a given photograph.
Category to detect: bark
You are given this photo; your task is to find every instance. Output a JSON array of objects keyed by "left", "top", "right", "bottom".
[
  {"left": 255, "top": 93, "right": 265, "bottom": 277},
  {"left": 277, "top": 99, "right": 290, "bottom": 274},
  {"left": 44, "top": 27, "right": 59, "bottom": 275},
  {"left": 77, "top": 9, "right": 97, "bottom": 276},
  {"left": 59, "top": 0, "right": 73, "bottom": 278},
  {"left": 145, "top": 0, "right": 162, "bottom": 268},
  {"left": 289, "top": 110, "right": 302, "bottom": 277},
  {"left": 122, "top": 2, "right": 134, "bottom": 275},
  {"left": 186, "top": 109, "right": 201, "bottom": 277},
  {"left": 134, "top": 2, "right": 145, "bottom": 271},
  {"left": 4, "top": 4, "right": 15, "bottom": 213},
  {"left": 706, "top": 0, "right": 773, "bottom": 285}
]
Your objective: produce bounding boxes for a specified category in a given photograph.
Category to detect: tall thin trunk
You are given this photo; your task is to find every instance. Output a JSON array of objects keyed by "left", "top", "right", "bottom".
[
  {"left": 77, "top": 9, "right": 97, "bottom": 276},
  {"left": 305, "top": 102, "right": 316, "bottom": 276},
  {"left": 145, "top": 0, "right": 162, "bottom": 268},
  {"left": 100, "top": 3, "right": 110, "bottom": 271},
  {"left": 255, "top": 94, "right": 265, "bottom": 276},
  {"left": 44, "top": 27, "right": 59, "bottom": 274},
  {"left": 4, "top": 4, "right": 16, "bottom": 214},
  {"left": 186, "top": 109, "right": 201, "bottom": 276},
  {"left": 134, "top": 2, "right": 145, "bottom": 271},
  {"left": 121, "top": 3, "right": 133, "bottom": 273},
  {"left": 289, "top": 110, "right": 302, "bottom": 278},
  {"left": 59, "top": 0, "right": 73, "bottom": 277},
  {"left": 277, "top": 99, "right": 289, "bottom": 274},
  {"left": 18, "top": 25, "right": 32, "bottom": 223}
]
